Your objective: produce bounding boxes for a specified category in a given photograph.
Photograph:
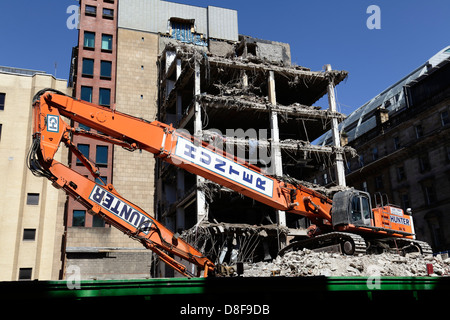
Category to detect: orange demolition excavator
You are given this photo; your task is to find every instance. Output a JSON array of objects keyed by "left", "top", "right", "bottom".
[{"left": 29, "top": 89, "right": 432, "bottom": 277}]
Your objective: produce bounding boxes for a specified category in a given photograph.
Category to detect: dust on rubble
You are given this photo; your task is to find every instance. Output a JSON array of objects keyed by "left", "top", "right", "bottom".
[{"left": 243, "top": 249, "right": 450, "bottom": 277}]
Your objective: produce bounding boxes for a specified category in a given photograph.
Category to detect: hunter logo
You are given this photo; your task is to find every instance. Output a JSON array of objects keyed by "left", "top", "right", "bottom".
[
  {"left": 175, "top": 137, "right": 274, "bottom": 198},
  {"left": 89, "top": 185, "right": 152, "bottom": 234},
  {"left": 390, "top": 215, "right": 411, "bottom": 226},
  {"left": 47, "top": 115, "right": 59, "bottom": 132}
]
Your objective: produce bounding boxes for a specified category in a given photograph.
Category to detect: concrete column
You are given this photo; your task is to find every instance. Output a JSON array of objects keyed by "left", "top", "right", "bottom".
[
  {"left": 268, "top": 71, "right": 286, "bottom": 233},
  {"left": 268, "top": 71, "right": 283, "bottom": 177},
  {"left": 241, "top": 70, "right": 248, "bottom": 88},
  {"left": 165, "top": 51, "right": 176, "bottom": 98},
  {"left": 194, "top": 60, "right": 209, "bottom": 222},
  {"left": 176, "top": 59, "right": 182, "bottom": 122},
  {"left": 194, "top": 61, "right": 202, "bottom": 140},
  {"left": 325, "top": 64, "right": 346, "bottom": 187},
  {"left": 175, "top": 58, "right": 185, "bottom": 232},
  {"left": 176, "top": 169, "right": 185, "bottom": 233}
]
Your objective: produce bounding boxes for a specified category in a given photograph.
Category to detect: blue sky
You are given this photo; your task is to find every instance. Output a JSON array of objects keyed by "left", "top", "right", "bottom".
[{"left": 0, "top": 0, "right": 449, "bottom": 116}]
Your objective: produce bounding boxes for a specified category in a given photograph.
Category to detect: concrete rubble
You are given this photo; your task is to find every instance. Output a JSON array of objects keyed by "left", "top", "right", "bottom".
[{"left": 242, "top": 250, "right": 450, "bottom": 277}]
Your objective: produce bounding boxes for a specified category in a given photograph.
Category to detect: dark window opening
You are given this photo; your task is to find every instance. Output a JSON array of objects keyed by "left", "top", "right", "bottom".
[
  {"left": 441, "top": 110, "right": 449, "bottom": 126},
  {"left": 82, "top": 58, "right": 94, "bottom": 77},
  {"left": 73, "top": 210, "right": 86, "bottom": 227},
  {"left": 0, "top": 92, "right": 5, "bottom": 110},
  {"left": 84, "top": 31, "right": 95, "bottom": 49},
  {"left": 85, "top": 5, "right": 97, "bottom": 16},
  {"left": 93, "top": 214, "right": 105, "bottom": 227},
  {"left": 76, "top": 144, "right": 90, "bottom": 165},
  {"left": 23, "top": 229, "right": 36, "bottom": 241},
  {"left": 102, "top": 8, "right": 114, "bottom": 19},
  {"left": 96, "top": 145, "right": 108, "bottom": 167},
  {"left": 26, "top": 193, "right": 39, "bottom": 205},
  {"left": 99, "top": 88, "right": 111, "bottom": 107},
  {"left": 100, "top": 60, "right": 112, "bottom": 79},
  {"left": 415, "top": 124, "right": 423, "bottom": 138},
  {"left": 18, "top": 268, "right": 32, "bottom": 281},
  {"left": 80, "top": 86, "right": 93, "bottom": 103}
]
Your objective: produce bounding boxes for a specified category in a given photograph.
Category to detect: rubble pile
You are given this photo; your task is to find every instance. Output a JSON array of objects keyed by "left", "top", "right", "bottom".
[{"left": 243, "top": 249, "right": 450, "bottom": 277}]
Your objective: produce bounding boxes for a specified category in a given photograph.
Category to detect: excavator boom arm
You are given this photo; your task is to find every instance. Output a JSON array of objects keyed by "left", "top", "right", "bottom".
[{"left": 30, "top": 90, "right": 334, "bottom": 277}]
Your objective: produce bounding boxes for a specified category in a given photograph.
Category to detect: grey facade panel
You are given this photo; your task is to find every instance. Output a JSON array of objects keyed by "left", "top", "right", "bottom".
[
  {"left": 208, "top": 6, "right": 238, "bottom": 41},
  {"left": 118, "top": 0, "right": 238, "bottom": 41},
  {"left": 118, "top": 0, "right": 159, "bottom": 33}
]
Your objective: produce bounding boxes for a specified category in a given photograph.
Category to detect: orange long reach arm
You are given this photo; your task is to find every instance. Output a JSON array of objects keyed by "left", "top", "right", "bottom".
[{"left": 30, "top": 90, "right": 334, "bottom": 276}]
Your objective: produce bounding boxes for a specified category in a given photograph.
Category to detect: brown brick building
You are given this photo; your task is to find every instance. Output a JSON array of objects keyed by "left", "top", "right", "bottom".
[{"left": 68, "top": 0, "right": 117, "bottom": 228}]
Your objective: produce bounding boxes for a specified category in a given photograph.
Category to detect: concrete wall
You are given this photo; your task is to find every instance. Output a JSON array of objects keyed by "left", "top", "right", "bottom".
[
  {"left": 0, "top": 71, "right": 69, "bottom": 280},
  {"left": 114, "top": 29, "right": 159, "bottom": 217},
  {"left": 66, "top": 250, "right": 153, "bottom": 280}
]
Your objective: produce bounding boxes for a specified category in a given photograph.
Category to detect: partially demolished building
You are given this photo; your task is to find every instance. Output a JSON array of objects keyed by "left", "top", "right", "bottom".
[
  {"left": 66, "top": 0, "right": 353, "bottom": 279},
  {"left": 156, "top": 36, "right": 353, "bottom": 273}
]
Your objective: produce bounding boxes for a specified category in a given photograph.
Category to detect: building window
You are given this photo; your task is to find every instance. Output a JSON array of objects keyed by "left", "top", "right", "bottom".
[
  {"left": 76, "top": 144, "right": 90, "bottom": 165},
  {"left": 440, "top": 110, "right": 449, "bottom": 126},
  {"left": 401, "top": 193, "right": 410, "bottom": 211},
  {"left": 18, "top": 268, "right": 32, "bottom": 281},
  {"left": 397, "top": 166, "right": 406, "bottom": 181},
  {"left": 85, "top": 5, "right": 97, "bottom": 16},
  {"left": 99, "top": 88, "right": 111, "bottom": 107},
  {"left": 375, "top": 175, "right": 383, "bottom": 189},
  {"left": 96, "top": 145, "right": 108, "bottom": 167},
  {"left": 372, "top": 147, "right": 378, "bottom": 161},
  {"left": 102, "top": 8, "right": 114, "bottom": 19},
  {"left": 358, "top": 155, "right": 364, "bottom": 168},
  {"left": 83, "top": 31, "right": 95, "bottom": 48},
  {"left": 80, "top": 86, "right": 93, "bottom": 102},
  {"left": 23, "top": 229, "right": 36, "bottom": 241},
  {"left": 169, "top": 18, "right": 207, "bottom": 46},
  {"left": 73, "top": 210, "right": 86, "bottom": 227},
  {"left": 393, "top": 137, "right": 400, "bottom": 150},
  {"left": 95, "top": 176, "right": 107, "bottom": 185},
  {"left": 423, "top": 184, "right": 437, "bottom": 205},
  {"left": 362, "top": 181, "right": 368, "bottom": 192},
  {"left": 415, "top": 124, "right": 423, "bottom": 139},
  {"left": 0, "top": 92, "right": 5, "bottom": 110},
  {"left": 26, "top": 193, "right": 39, "bottom": 205},
  {"left": 82, "top": 58, "right": 94, "bottom": 77},
  {"left": 418, "top": 154, "right": 431, "bottom": 172},
  {"left": 0, "top": 124, "right": 2, "bottom": 142},
  {"left": 100, "top": 60, "right": 112, "bottom": 79},
  {"left": 446, "top": 146, "right": 450, "bottom": 162},
  {"left": 101, "top": 34, "right": 113, "bottom": 52},
  {"left": 93, "top": 214, "right": 105, "bottom": 227},
  {"left": 78, "top": 123, "right": 90, "bottom": 132}
]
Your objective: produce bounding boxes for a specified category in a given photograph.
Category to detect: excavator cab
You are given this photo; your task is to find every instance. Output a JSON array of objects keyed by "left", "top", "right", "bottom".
[{"left": 331, "top": 189, "right": 372, "bottom": 227}]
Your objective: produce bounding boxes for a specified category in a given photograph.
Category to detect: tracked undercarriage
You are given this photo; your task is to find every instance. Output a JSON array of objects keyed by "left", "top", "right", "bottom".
[{"left": 279, "top": 232, "right": 433, "bottom": 257}]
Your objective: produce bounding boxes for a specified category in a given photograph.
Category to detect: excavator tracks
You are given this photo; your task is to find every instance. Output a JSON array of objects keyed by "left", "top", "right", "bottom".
[
  {"left": 368, "top": 238, "right": 433, "bottom": 256},
  {"left": 279, "top": 232, "right": 367, "bottom": 256},
  {"left": 279, "top": 232, "right": 433, "bottom": 257}
]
